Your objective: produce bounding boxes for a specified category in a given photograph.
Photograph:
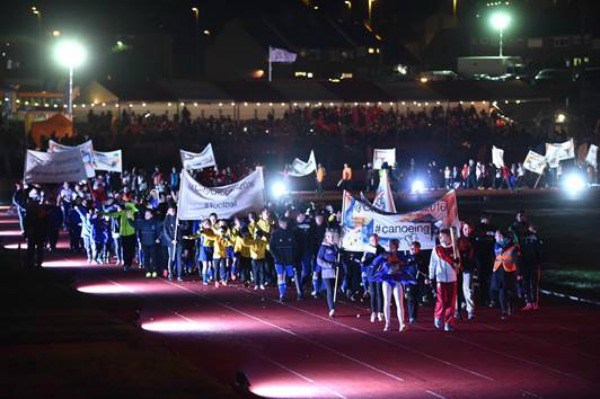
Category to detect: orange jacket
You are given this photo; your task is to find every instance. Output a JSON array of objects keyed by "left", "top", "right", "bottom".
[{"left": 493, "top": 245, "right": 518, "bottom": 272}]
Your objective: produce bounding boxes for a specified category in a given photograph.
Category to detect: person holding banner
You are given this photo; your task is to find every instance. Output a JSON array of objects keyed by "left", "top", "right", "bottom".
[
  {"left": 428, "top": 229, "right": 459, "bottom": 332},
  {"left": 316, "top": 229, "right": 341, "bottom": 317},
  {"left": 370, "top": 239, "right": 416, "bottom": 332},
  {"left": 104, "top": 202, "right": 138, "bottom": 271}
]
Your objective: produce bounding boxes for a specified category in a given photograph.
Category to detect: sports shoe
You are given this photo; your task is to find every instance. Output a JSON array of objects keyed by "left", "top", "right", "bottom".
[
  {"left": 151, "top": 272, "right": 157, "bottom": 278},
  {"left": 311, "top": 290, "right": 318, "bottom": 298},
  {"left": 522, "top": 303, "right": 533, "bottom": 311},
  {"left": 215, "top": 281, "right": 220, "bottom": 288},
  {"left": 531, "top": 303, "right": 539, "bottom": 311},
  {"left": 259, "top": 285, "right": 265, "bottom": 291},
  {"left": 408, "top": 318, "right": 415, "bottom": 324},
  {"left": 383, "top": 323, "right": 390, "bottom": 332},
  {"left": 399, "top": 324, "right": 407, "bottom": 332},
  {"left": 444, "top": 323, "right": 454, "bottom": 332},
  {"left": 221, "top": 280, "right": 228, "bottom": 286},
  {"left": 370, "top": 312, "right": 376, "bottom": 323},
  {"left": 278, "top": 296, "right": 285, "bottom": 303},
  {"left": 177, "top": 277, "right": 183, "bottom": 282},
  {"left": 145, "top": 272, "right": 151, "bottom": 278},
  {"left": 434, "top": 318, "right": 442, "bottom": 329},
  {"left": 328, "top": 309, "right": 335, "bottom": 318},
  {"left": 377, "top": 312, "right": 384, "bottom": 322},
  {"left": 468, "top": 312, "right": 475, "bottom": 320},
  {"left": 254, "top": 285, "right": 259, "bottom": 291}
]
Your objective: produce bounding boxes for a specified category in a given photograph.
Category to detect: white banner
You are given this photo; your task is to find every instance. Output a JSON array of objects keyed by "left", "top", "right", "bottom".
[
  {"left": 492, "top": 146, "right": 505, "bottom": 168},
  {"left": 372, "top": 169, "right": 397, "bottom": 213},
  {"left": 269, "top": 46, "right": 297, "bottom": 63},
  {"left": 373, "top": 148, "right": 396, "bottom": 170},
  {"left": 288, "top": 150, "right": 317, "bottom": 177},
  {"left": 178, "top": 168, "right": 265, "bottom": 220},
  {"left": 180, "top": 144, "right": 216, "bottom": 170},
  {"left": 341, "top": 190, "right": 459, "bottom": 252},
  {"left": 522, "top": 151, "right": 547, "bottom": 175},
  {"left": 546, "top": 139, "right": 575, "bottom": 168},
  {"left": 48, "top": 140, "right": 95, "bottom": 178},
  {"left": 24, "top": 149, "right": 88, "bottom": 184},
  {"left": 585, "top": 144, "right": 598, "bottom": 168},
  {"left": 93, "top": 150, "right": 123, "bottom": 173}
]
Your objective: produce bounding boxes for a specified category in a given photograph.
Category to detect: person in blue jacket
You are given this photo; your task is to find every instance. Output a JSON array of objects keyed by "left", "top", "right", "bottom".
[
  {"left": 269, "top": 218, "right": 302, "bottom": 302},
  {"left": 370, "top": 239, "right": 416, "bottom": 332},
  {"left": 316, "top": 228, "right": 341, "bottom": 317}
]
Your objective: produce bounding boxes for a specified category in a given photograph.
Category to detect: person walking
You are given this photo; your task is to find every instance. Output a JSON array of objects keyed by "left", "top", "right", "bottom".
[
  {"left": 270, "top": 218, "right": 302, "bottom": 302},
  {"left": 491, "top": 230, "right": 520, "bottom": 319},
  {"left": 520, "top": 225, "right": 543, "bottom": 311},
  {"left": 316, "top": 229, "right": 340, "bottom": 317},
  {"left": 428, "top": 229, "right": 459, "bottom": 331},
  {"left": 340, "top": 163, "right": 353, "bottom": 191},
  {"left": 316, "top": 164, "right": 326, "bottom": 196},
  {"left": 136, "top": 210, "right": 161, "bottom": 278},
  {"left": 105, "top": 202, "right": 139, "bottom": 271}
]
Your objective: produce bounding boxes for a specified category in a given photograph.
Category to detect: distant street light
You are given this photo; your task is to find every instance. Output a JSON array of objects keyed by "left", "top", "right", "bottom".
[
  {"left": 54, "top": 40, "right": 86, "bottom": 116},
  {"left": 489, "top": 10, "right": 511, "bottom": 57}
]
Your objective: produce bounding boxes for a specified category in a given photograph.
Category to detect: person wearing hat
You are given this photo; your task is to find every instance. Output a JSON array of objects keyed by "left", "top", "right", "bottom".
[{"left": 269, "top": 217, "right": 302, "bottom": 302}]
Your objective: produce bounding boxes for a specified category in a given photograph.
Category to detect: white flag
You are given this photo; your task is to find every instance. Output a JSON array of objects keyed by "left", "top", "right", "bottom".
[
  {"left": 523, "top": 151, "right": 547, "bottom": 175},
  {"left": 180, "top": 144, "right": 217, "bottom": 170},
  {"left": 48, "top": 139, "right": 95, "bottom": 178},
  {"left": 546, "top": 139, "right": 575, "bottom": 168},
  {"left": 492, "top": 146, "right": 505, "bottom": 168},
  {"left": 93, "top": 150, "right": 123, "bottom": 173},
  {"left": 24, "top": 149, "right": 88, "bottom": 184},
  {"left": 177, "top": 168, "right": 265, "bottom": 220},
  {"left": 269, "top": 46, "right": 297, "bottom": 63},
  {"left": 288, "top": 150, "right": 317, "bottom": 177},
  {"left": 373, "top": 148, "right": 396, "bottom": 170},
  {"left": 585, "top": 144, "right": 598, "bottom": 168},
  {"left": 372, "top": 169, "right": 397, "bottom": 213}
]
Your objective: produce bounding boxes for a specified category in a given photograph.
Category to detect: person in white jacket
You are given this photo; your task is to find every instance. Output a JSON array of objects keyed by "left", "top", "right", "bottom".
[{"left": 428, "top": 228, "right": 459, "bottom": 331}]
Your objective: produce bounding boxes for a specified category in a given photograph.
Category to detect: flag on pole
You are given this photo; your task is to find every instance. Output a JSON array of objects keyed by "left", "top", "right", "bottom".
[
  {"left": 268, "top": 46, "right": 297, "bottom": 63},
  {"left": 180, "top": 144, "right": 217, "bottom": 170},
  {"left": 492, "top": 146, "right": 505, "bottom": 168},
  {"left": 523, "top": 150, "right": 547, "bottom": 175},
  {"left": 288, "top": 150, "right": 317, "bottom": 177}
]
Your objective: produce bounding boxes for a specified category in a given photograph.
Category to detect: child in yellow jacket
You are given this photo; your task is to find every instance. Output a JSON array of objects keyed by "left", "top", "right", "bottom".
[{"left": 242, "top": 230, "right": 268, "bottom": 290}]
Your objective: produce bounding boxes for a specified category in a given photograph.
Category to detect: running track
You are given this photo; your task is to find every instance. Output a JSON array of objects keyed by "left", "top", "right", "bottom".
[{"left": 2, "top": 210, "right": 599, "bottom": 399}]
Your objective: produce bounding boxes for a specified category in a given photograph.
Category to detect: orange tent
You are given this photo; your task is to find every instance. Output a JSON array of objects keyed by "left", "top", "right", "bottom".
[{"left": 30, "top": 113, "right": 73, "bottom": 147}]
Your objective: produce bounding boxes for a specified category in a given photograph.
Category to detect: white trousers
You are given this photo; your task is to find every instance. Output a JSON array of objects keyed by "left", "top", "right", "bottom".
[
  {"left": 382, "top": 282, "right": 405, "bottom": 327},
  {"left": 461, "top": 272, "right": 476, "bottom": 314}
]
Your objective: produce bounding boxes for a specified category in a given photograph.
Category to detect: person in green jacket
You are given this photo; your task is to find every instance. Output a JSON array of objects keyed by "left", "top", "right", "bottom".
[{"left": 105, "top": 202, "right": 138, "bottom": 271}]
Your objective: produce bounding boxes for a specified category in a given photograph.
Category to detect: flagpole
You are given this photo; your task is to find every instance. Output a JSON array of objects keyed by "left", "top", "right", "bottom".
[{"left": 268, "top": 46, "right": 273, "bottom": 82}]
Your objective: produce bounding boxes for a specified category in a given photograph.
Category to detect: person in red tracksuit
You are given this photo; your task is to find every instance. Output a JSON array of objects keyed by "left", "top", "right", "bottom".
[{"left": 428, "top": 228, "right": 459, "bottom": 331}]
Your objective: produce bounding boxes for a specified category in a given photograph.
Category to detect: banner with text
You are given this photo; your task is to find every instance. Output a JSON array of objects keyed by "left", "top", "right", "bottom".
[
  {"left": 372, "top": 169, "right": 397, "bottom": 213},
  {"left": 492, "top": 146, "right": 505, "bottom": 168},
  {"left": 373, "top": 148, "right": 396, "bottom": 170},
  {"left": 545, "top": 139, "right": 575, "bottom": 168},
  {"left": 341, "top": 190, "right": 459, "bottom": 252},
  {"left": 93, "top": 150, "right": 123, "bottom": 173},
  {"left": 523, "top": 150, "right": 547, "bottom": 175},
  {"left": 48, "top": 140, "right": 95, "bottom": 178},
  {"left": 24, "top": 149, "right": 88, "bottom": 183},
  {"left": 177, "top": 168, "right": 265, "bottom": 220},
  {"left": 180, "top": 144, "right": 217, "bottom": 170}
]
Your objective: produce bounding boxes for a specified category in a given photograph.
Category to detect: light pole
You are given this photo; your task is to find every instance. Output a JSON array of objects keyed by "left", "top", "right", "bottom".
[
  {"left": 54, "top": 40, "right": 86, "bottom": 116},
  {"left": 489, "top": 11, "right": 511, "bottom": 57},
  {"left": 192, "top": 7, "right": 200, "bottom": 79}
]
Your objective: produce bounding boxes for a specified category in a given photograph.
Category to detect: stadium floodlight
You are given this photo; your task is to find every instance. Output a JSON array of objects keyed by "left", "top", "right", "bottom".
[
  {"left": 562, "top": 172, "right": 587, "bottom": 197},
  {"left": 410, "top": 179, "right": 426, "bottom": 194},
  {"left": 489, "top": 11, "right": 511, "bottom": 57},
  {"left": 54, "top": 39, "right": 86, "bottom": 116},
  {"left": 271, "top": 181, "right": 289, "bottom": 199}
]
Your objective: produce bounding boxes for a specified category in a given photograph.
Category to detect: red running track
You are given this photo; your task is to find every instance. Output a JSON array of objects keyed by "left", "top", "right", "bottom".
[{"left": 2, "top": 210, "right": 599, "bottom": 399}]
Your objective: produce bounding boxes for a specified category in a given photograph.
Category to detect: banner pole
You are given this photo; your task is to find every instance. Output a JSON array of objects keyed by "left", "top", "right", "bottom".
[
  {"left": 268, "top": 46, "right": 272, "bottom": 82},
  {"left": 533, "top": 172, "right": 543, "bottom": 189}
]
